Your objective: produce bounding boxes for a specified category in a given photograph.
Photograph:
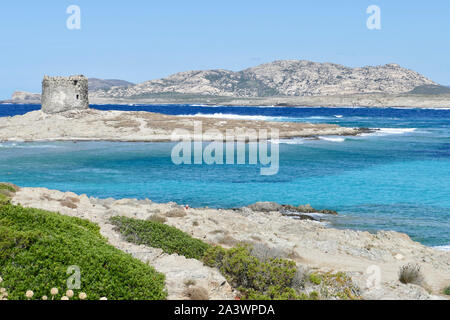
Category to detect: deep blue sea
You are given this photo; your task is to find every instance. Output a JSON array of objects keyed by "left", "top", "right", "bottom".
[{"left": 0, "top": 104, "right": 449, "bottom": 248}]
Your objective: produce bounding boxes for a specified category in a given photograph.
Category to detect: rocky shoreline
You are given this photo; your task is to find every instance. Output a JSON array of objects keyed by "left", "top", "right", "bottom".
[
  {"left": 0, "top": 109, "right": 370, "bottom": 142},
  {"left": 10, "top": 186, "right": 450, "bottom": 300}
]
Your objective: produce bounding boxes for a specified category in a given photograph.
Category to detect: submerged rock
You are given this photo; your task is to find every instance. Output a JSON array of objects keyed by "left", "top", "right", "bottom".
[
  {"left": 293, "top": 204, "right": 338, "bottom": 215},
  {"left": 247, "top": 202, "right": 338, "bottom": 216},
  {"left": 247, "top": 202, "right": 282, "bottom": 212}
]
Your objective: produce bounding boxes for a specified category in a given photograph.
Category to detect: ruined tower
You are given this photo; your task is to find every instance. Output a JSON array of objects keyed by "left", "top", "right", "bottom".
[{"left": 41, "top": 75, "right": 89, "bottom": 113}]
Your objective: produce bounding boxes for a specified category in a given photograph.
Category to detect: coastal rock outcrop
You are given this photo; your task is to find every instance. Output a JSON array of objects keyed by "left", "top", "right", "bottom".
[
  {"left": 246, "top": 202, "right": 338, "bottom": 221},
  {"left": 0, "top": 109, "right": 367, "bottom": 142},
  {"left": 12, "top": 187, "right": 450, "bottom": 300},
  {"left": 247, "top": 202, "right": 283, "bottom": 212}
]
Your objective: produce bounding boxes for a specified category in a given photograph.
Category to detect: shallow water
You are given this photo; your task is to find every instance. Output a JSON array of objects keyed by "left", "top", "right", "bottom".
[{"left": 0, "top": 104, "right": 449, "bottom": 247}]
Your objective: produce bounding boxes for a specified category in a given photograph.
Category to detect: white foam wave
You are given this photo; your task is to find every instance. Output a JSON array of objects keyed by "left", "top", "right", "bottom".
[
  {"left": 318, "top": 136, "right": 346, "bottom": 143},
  {"left": 433, "top": 245, "right": 450, "bottom": 252},
  {"left": 361, "top": 128, "right": 418, "bottom": 137},
  {"left": 178, "top": 113, "right": 286, "bottom": 121},
  {"left": 273, "top": 138, "right": 306, "bottom": 145},
  {"left": 379, "top": 128, "right": 417, "bottom": 134},
  {"left": 0, "top": 143, "right": 62, "bottom": 149}
]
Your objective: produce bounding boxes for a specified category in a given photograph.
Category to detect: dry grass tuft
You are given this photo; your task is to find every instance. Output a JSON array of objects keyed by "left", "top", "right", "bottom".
[
  {"left": 147, "top": 215, "right": 167, "bottom": 223},
  {"left": 399, "top": 263, "right": 424, "bottom": 286},
  {"left": 209, "top": 229, "right": 225, "bottom": 235},
  {"left": 250, "top": 243, "right": 288, "bottom": 262},
  {"left": 184, "top": 279, "right": 196, "bottom": 287},
  {"left": 184, "top": 286, "right": 209, "bottom": 300},
  {"left": 59, "top": 197, "right": 79, "bottom": 209},
  {"left": 165, "top": 208, "right": 187, "bottom": 218},
  {"left": 217, "top": 235, "right": 238, "bottom": 247}
]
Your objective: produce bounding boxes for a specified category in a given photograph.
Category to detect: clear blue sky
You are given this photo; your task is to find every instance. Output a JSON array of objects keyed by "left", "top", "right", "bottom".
[{"left": 0, "top": 0, "right": 449, "bottom": 99}]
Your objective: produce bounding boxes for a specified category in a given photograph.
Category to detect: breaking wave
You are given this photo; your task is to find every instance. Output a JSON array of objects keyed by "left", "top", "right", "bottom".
[
  {"left": 433, "top": 245, "right": 450, "bottom": 252},
  {"left": 318, "top": 136, "right": 346, "bottom": 143},
  {"left": 177, "top": 113, "right": 287, "bottom": 121}
]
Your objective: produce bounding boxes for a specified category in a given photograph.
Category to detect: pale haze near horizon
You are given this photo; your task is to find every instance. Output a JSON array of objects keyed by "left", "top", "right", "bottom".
[{"left": 0, "top": 0, "right": 449, "bottom": 99}]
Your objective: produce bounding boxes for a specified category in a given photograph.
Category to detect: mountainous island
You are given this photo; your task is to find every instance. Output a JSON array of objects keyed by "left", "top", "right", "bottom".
[{"left": 4, "top": 60, "right": 450, "bottom": 108}]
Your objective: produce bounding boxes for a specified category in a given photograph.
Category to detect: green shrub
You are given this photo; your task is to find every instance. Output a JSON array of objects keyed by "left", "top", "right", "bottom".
[
  {"left": 316, "top": 272, "right": 361, "bottom": 300},
  {"left": 0, "top": 204, "right": 167, "bottom": 300},
  {"left": 0, "top": 183, "right": 17, "bottom": 193},
  {"left": 309, "top": 291, "right": 319, "bottom": 300},
  {"left": 0, "top": 183, "right": 18, "bottom": 205},
  {"left": 444, "top": 286, "right": 450, "bottom": 295},
  {"left": 0, "top": 194, "right": 11, "bottom": 205},
  {"left": 110, "top": 216, "right": 211, "bottom": 260},
  {"left": 203, "top": 245, "right": 300, "bottom": 300},
  {"left": 309, "top": 273, "right": 322, "bottom": 285}
]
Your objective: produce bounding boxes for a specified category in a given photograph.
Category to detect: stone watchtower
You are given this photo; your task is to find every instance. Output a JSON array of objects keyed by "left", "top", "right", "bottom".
[{"left": 41, "top": 75, "right": 89, "bottom": 113}]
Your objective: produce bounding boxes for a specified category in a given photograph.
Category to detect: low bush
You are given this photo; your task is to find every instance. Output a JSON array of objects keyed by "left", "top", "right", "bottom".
[
  {"left": 0, "top": 183, "right": 16, "bottom": 205},
  {"left": 0, "top": 194, "right": 11, "bottom": 205},
  {"left": 309, "top": 273, "right": 323, "bottom": 285},
  {"left": 443, "top": 286, "right": 450, "bottom": 295},
  {"left": 203, "top": 245, "right": 301, "bottom": 300},
  {"left": 110, "top": 216, "right": 211, "bottom": 260},
  {"left": 0, "top": 183, "right": 17, "bottom": 193},
  {"left": 0, "top": 204, "right": 167, "bottom": 300}
]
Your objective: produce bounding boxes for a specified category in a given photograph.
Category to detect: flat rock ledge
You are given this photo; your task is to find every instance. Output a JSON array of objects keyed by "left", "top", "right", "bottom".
[{"left": 11, "top": 187, "right": 450, "bottom": 300}]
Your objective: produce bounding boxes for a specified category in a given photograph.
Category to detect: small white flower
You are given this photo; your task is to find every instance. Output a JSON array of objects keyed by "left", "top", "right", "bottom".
[
  {"left": 50, "top": 288, "right": 59, "bottom": 296},
  {"left": 0, "top": 288, "right": 6, "bottom": 294},
  {"left": 79, "top": 292, "right": 87, "bottom": 300},
  {"left": 25, "top": 290, "right": 34, "bottom": 299},
  {"left": 0, "top": 276, "right": 3, "bottom": 283},
  {"left": 66, "top": 290, "right": 74, "bottom": 298},
  {"left": 61, "top": 296, "right": 69, "bottom": 300},
  {"left": 42, "top": 295, "right": 48, "bottom": 300},
  {"left": 99, "top": 297, "right": 108, "bottom": 300}
]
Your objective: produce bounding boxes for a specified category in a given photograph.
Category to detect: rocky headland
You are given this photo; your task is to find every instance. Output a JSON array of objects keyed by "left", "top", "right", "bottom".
[
  {"left": 0, "top": 109, "right": 369, "bottom": 142},
  {"left": 10, "top": 186, "right": 450, "bottom": 300}
]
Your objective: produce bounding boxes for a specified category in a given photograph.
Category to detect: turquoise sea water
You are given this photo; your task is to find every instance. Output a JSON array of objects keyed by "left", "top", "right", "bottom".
[{"left": 0, "top": 105, "right": 449, "bottom": 247}]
